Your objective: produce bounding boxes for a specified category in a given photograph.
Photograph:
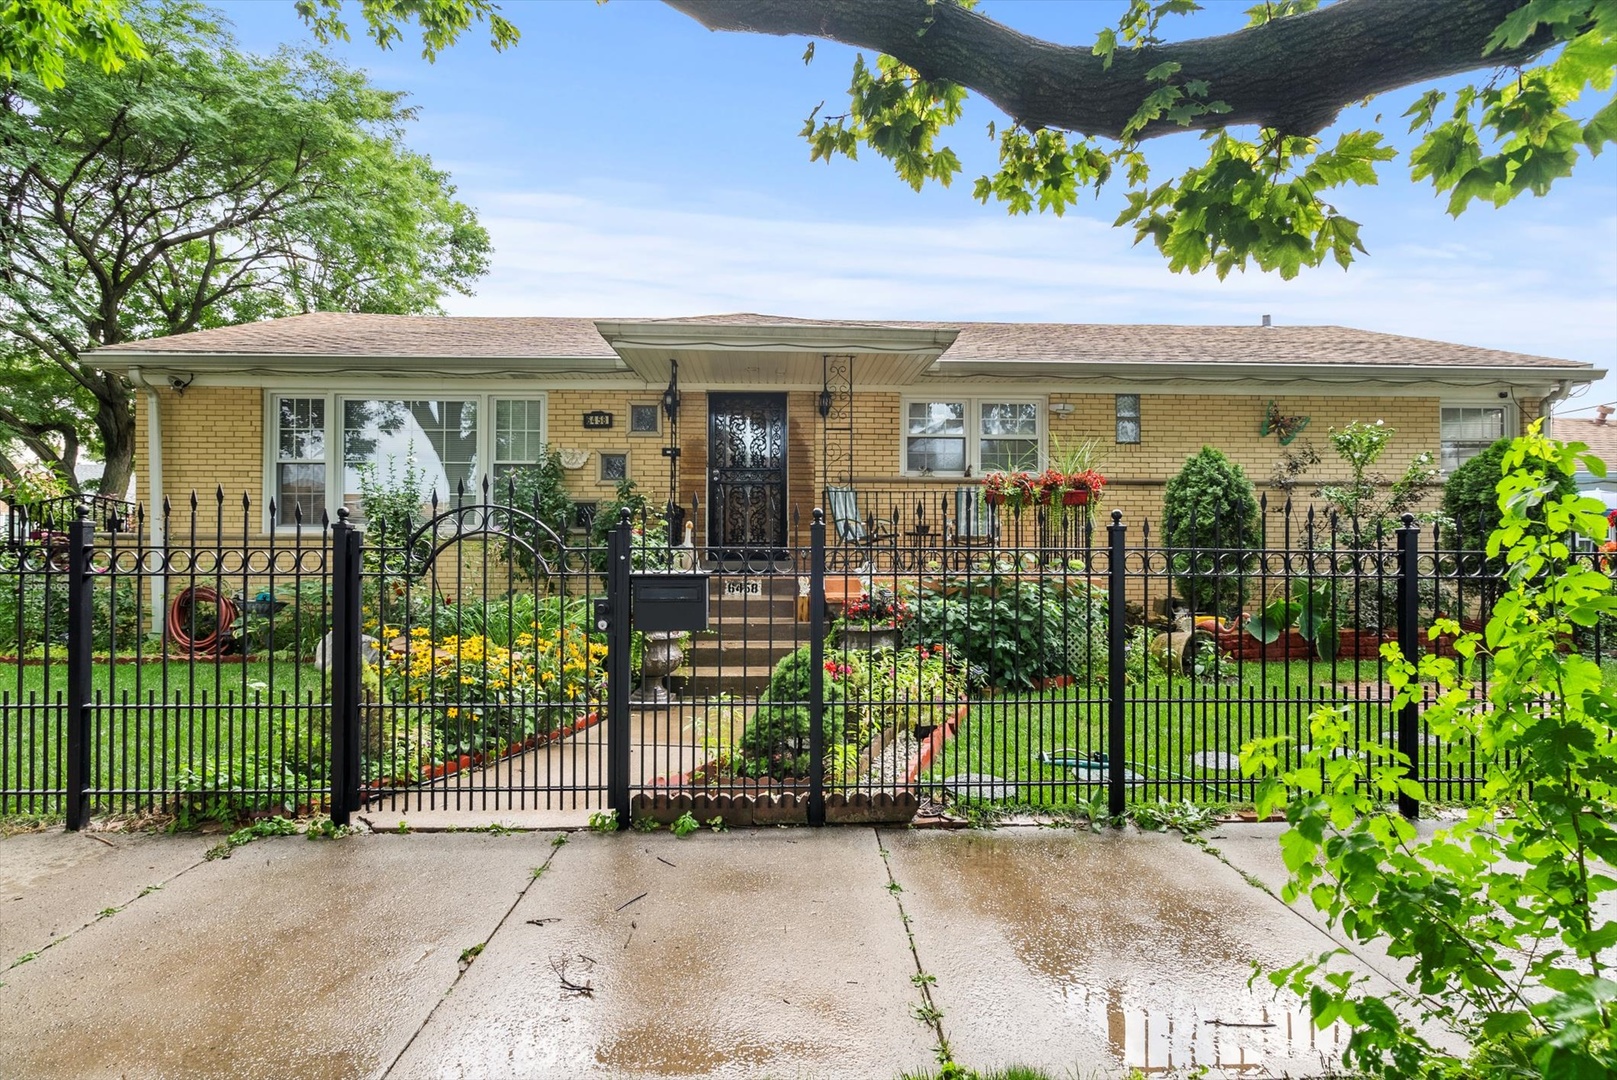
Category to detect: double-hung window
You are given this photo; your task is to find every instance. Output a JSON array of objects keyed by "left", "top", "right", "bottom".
[
  {"left": 267, "top": 392, "right": 546, "bottom": 528},
  {"left": 273, "top": 397, "right": 326, "bottom": 527},
  {"left": 904, "top": 398, "right": 1040, "bottom": 474},
  {"left": 1440, "top": 406, "right": 1507, "bottom": 473}
]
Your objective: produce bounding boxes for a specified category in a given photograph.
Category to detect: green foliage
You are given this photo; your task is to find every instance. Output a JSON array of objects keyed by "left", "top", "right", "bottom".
[
  {"left": 903, "top": 565, "right": 1105, "bottom": 691},
  {"left": 355, "top": 449, "right": 429, "bottom": 533},
  {"left": 0, "top": 566, "right": 142, "bottom": 653},
  {"left": 0, "top": 0, "right": 146, "bottom": 90},
  {"left": 588, "top": 479, "right": 674, "bottom": 572},
  {"left": 670, "top": 811, "right": 699, "bottom": 837},
  {"left": 1161, "top": 448, "right": 1260, "bottom": 617},
  {"left": 296, "top": 0, "right": 520, "bottom": 61},
  {"left": 1441, "top": 437, "right": 1577, "bottom": 554},
  {"left": 587, "top": 809, "right": 616, "bottom": 833},
  {"left": 1241, "top": 422, "right": 1617, "bottom": 1079},
  {"left": 203, "top": 814, "right": 299, "bottom": 860},
  {"left": 737, "top": 644, "right": 859, "bottom": 779},
  {"left": 0, "top": 0, "right": 491, "bottom": 494},
  {"left": 794, "top": 1, "right": 1614, "bottom": 279},
  {"left": 496, "top": 445, "right": 576, "bottom": 575},
  {"left": 1315, "top": 421, "right": 1440, "bottom": 547}
]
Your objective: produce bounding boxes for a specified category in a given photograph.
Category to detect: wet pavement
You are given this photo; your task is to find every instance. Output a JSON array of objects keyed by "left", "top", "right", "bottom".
[{"left": 0, "top": 822, "right": 1414, "bottom": 1078}]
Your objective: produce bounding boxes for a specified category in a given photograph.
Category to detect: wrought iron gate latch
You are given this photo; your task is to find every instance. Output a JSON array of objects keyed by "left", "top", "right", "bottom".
[{"left": 593, "top": 598, "right": 612, "bottom": 633}]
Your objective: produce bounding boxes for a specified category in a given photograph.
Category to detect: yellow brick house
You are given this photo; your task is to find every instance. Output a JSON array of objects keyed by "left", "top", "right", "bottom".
[{"left": 93, "top": 312, "right": 1602, "bottom": 548}]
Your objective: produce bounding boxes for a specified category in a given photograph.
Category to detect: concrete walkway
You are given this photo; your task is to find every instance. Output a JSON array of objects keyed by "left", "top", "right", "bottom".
[{"left": 0, "top": 823, "right": 1405, "bottom": 1079}]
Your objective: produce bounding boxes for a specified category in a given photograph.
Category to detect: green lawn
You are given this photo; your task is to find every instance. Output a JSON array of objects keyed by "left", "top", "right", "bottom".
[
  {"left": 924, "top": 659, "right": 1486, "bottom": 808},
  {"left": 2, "top": 659, "right": 329, "bottom": 817}
]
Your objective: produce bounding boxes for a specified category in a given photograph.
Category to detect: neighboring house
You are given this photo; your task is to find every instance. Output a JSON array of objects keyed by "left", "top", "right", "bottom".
[
  {"left": 1553, "top": 412, "right": 1617, "bottom": 541},
  {"left": 92, "top": 313, "right": 1603, "bottom": 545}
]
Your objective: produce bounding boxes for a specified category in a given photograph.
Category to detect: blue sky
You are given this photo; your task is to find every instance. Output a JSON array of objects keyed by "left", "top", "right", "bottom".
[{"left": 220, "top": 0, "right": 1617, "bottom": 411}]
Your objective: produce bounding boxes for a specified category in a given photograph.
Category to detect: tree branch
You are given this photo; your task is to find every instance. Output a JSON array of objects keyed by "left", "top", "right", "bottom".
[{"left": 664, "top": 0, "right": 1555, "bottom": 140}]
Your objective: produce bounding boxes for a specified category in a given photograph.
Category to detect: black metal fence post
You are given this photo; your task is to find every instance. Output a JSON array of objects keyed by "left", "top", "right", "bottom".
[
  {"left": 607, "top": 510, "right": 633, "bottom": 829},
  {"left": 64, "top": 510, "right": 93, "bottom": 831},
  {"left": 1107, "top": 510, "right": 1127, "bottom": 819},
  {"left": 808, "top": 509, "right": 827, "bottom": 826},
  {"left": 1396, "top": 513, "right": 1421, "bottom": 820},
  {"left": 329, "top": 509, "right": 361, "bottom": 826}
]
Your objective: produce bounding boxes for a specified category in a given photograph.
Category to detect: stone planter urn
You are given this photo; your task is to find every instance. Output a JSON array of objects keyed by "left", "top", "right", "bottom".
[
  {"left": 630, "top": 630, "right": 684, "bottom": 705},
  {"left": 839, "top": 624, "right": 901, "bottom": 652}
]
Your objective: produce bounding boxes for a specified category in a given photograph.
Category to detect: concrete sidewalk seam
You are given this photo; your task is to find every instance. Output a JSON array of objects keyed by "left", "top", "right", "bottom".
[
  {"left": 4, "top": 841, "right": 210, "bottom": 976},
  {"left": 377, "top": 834, "right": 566, "bottom": 1080},
  {"left": 875, "top": 827, "right": 952, "bottom": 1069}
]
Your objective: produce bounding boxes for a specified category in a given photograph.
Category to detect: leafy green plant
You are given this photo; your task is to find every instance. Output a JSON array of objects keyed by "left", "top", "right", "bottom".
[
  {"left": 737, "top": 644, "right": 864, "bottom": 778},
  {"left": 497, "top": 444, "right": 575, "bottom": 575},
  {"left": 670, "top": 811, "right": 699, "bottom": 837},
  {"left": 1315, "top": 420, "right": 1440, "bottom": 550},
  {"left": 1243, "top": 578, "right": 1338, "bottom": 660},
  {"left": 1161, "top": 447, "right": 1261, "bottom": 618},
  {"left": 903, "top": 569, "right": 1104, "bottom": 690},
  {"left": 587, "top": 810, "right": 616, "bottom": 832},
  {"left": 632, "top": 815, "right": 659, "bottom": 833},
  {"left": 1440, "top": 436, "right": 1576, "bottom": 559},
  {"left": 704, "top": 815, "right": 726, "bottom": 833},
  {"left": 204, "top": 815, "right": 300, "bottom": 859},
  {"left": 305, "top": 816, "right": 361, "bottom": 840},
  {"left": 1241, "top": 423, "right": 1617, "bottom": 1079}
]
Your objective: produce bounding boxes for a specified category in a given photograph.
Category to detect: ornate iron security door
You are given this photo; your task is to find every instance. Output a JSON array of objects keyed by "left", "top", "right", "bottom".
[{"left": 708, "top": 393, "right": 788, "bottom": 552}]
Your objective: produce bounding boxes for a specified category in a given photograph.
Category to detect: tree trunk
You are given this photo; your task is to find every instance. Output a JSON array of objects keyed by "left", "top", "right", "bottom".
[{"left": 94, "top": 375, "right": 136, "bottom": 501}]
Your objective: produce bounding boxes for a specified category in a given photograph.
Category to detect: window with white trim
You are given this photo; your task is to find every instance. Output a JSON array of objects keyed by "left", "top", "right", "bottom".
[
  {"left": 1440, "top": 406, "right": 1507, "bottom": 473},
  {"left": 492, "top": 399, "right": 547, "bottom": 488},
  {"left": 904, "top": 399, "right": 1041, "bottom": 474},
  {"left": 273, "top": 397, "right": 325, "bottom": 526},
  {"left": 266, "top": 392, "right": 546, "bottom": 528}
]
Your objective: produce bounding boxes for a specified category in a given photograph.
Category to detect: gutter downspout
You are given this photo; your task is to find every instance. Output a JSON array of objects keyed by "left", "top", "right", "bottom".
[
  {"left": 127, "top": 368, "right": 166, "bottom": 638},
  {"left": 1539, "top": 379, "right": 1571, "bottom": 438}
]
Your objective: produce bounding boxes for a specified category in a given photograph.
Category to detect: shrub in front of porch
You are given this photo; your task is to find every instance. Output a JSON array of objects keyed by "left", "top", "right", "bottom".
[
  {"left": 736, "top": 644, "right": 866, "bottom": 779},
  {"left": 1161, "top": 447, "right": 1260, "bottom": 618}
]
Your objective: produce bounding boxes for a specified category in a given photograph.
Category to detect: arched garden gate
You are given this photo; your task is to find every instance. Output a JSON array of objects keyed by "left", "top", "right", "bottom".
[{"left": 329, "top": 499, "right": 617, "bottom": 819}]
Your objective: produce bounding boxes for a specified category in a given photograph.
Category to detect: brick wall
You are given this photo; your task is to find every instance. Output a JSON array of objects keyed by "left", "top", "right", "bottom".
[
  {"left": 807, "top": 390, "right": 1446, "bottom": 529},
  {"left": 132, "top": 385, "right": 264, "bottom": 515},
  {"left": 126, "top": 384, "right": 1493, "bottom": 543}
]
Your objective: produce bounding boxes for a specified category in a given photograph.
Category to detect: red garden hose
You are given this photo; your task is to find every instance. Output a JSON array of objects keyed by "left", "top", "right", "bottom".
[{"left": 167, "top": 586, "right": 238, "bottom": 656}]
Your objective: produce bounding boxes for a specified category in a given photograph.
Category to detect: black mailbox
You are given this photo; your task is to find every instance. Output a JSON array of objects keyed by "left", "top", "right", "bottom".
[{"left": 630, "top": 572, "right": 710, "bottom": 632}]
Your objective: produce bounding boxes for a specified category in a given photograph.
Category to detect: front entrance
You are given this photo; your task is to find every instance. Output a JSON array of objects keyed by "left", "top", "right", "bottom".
[{"left": 707, "top": 392, "right": 788, "bottom": 552}]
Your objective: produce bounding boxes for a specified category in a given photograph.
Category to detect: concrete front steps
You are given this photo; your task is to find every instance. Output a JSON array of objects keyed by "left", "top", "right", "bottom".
[{"left": 684, "top": 573, "right": 807, "bottom": 695}]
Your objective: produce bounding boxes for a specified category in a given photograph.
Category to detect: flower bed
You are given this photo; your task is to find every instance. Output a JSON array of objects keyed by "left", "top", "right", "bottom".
[{"left": 367, "top": 624, "right": 608, "bottom": 785}]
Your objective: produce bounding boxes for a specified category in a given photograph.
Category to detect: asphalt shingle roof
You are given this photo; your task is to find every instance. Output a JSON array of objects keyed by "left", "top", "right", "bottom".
[{"left": 94, "top": 311, "right": 1587, "bottom": 369}]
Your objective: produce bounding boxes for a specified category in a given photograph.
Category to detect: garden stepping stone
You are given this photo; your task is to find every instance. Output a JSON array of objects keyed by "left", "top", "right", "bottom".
[
  {"left": 1190, "top": 751, "right": 1241, "bottom": 773},
  {"left": 940, "top": 773, "right": 1019, "bottom": 802}
]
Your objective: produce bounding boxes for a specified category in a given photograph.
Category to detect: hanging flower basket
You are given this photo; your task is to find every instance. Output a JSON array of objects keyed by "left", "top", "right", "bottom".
[
  {"left": 1062, "top": 487, "right": 1090, "bottom": 507},
  {"left": 984, "top": 490, "right": 1008, "bottom": 506}
]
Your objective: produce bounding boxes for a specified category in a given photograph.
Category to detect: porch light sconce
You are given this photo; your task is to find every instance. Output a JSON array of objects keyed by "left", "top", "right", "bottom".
[
  {"left": 661, "top": 359, "right": 681, "bottom": 421},
  {"left": 817, "top": 388, "right": 833, "bottom": 419}
]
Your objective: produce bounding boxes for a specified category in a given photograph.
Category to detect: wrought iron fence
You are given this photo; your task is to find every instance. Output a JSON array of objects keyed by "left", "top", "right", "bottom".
[{"left": 5, "top": 488, "right": 1609, "bottom": 829}]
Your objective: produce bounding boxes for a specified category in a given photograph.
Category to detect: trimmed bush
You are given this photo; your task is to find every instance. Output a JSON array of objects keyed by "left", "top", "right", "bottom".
[
  {"left": 1441, "top": 437, "right": 1576, "bottom": 556},
  {"left": 1161, "top": 447, "right": 1261, "bottom": 617}
]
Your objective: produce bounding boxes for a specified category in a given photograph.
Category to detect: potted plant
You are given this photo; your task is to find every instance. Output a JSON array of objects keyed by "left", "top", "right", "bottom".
[
  {"left": 1046, "top": 436, "right": 1106, "bottom": 526},
  {"left": 981, "top": 471, "right": 1012, "bottom": 506},
  {"left": 837, "top": 587, "right": 911, "bottom": 651}
]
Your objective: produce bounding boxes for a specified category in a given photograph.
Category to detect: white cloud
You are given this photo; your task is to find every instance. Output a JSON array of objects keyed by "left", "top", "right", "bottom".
[{"left": 446, "top": 187, "right": 1617, "bottom": 388}]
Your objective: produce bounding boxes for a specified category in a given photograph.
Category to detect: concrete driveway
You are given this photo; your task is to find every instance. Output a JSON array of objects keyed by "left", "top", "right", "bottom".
[{"left": 0, "top": 822, "right": 1401, "bottom": 1079}]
